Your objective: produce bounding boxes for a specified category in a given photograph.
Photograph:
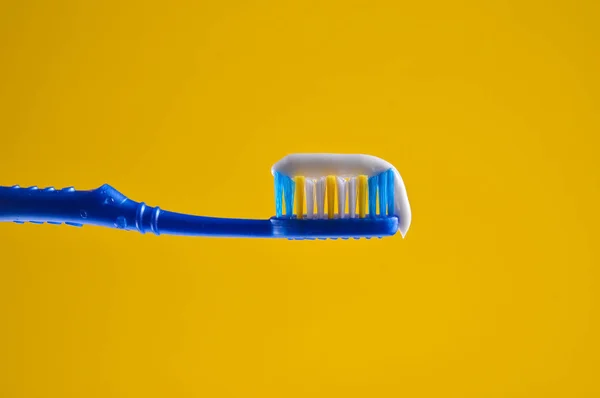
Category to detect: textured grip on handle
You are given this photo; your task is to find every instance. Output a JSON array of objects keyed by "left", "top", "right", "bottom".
[
  {"left": 0, "top": 184, "right": 159, "bottom": 234},
  {"left": 1, "top": 185, "right": 85, "bottom": 226}
]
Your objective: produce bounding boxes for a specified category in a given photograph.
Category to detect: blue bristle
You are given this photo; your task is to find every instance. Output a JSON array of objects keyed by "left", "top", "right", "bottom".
[
  {"left": 368, "top": 176, "right": 378, "bottom": 217},
  {"left": 387, "top": 169, "right": 394, "bottom": 215},
  {"left": 274, "top": 172, "right": 283, "bottom": 217},
  {"left": 378, "top": 171, "right": 387, "bottom": 215},
  {"left": 283, "top": 175, "right": 295, "bottom": 217}
]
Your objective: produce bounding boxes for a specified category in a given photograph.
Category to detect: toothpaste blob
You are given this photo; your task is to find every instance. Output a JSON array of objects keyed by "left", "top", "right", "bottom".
[{"left": 271, "top": 153, "right": 412, "bottom": 237}]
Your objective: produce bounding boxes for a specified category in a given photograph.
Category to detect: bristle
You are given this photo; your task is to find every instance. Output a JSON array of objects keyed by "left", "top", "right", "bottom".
[
  {"left": 274, "top": 172, "right": 283, "bottom": 217},
  {"left": 348, "top": 177, "right": 357, "bottom": 218},
  {"left": 378, "top": 171, "right": 387, "bottom": 215},
  {"left": 294, "top": 176, "right": 305, "bottom": 219},
  {"left": 326, "top": 175, "right": 336, "bottom": 219},
  {"left": 275, "top": 168, "right": 396, "bottom": 221},
  {"left": 358, "top": 175, "right": 367, "bottom": 218},
  {"left": 336, "top": 177, "right": 347, "bottom": 218},
  {"left": 387, "top": 169, "right": 395, "bottom": 215},
  {"left": 368, "top": 176, "right": 378, "bottom": 217},
  {"left": 283, "top": 175, "right": 295, "bottom": 217},
  {"left": 305, "top": 178, "right": 315, "bottom": 219},
  {"left": 316, "top": 177, "right": 326, "bottom": 219}
]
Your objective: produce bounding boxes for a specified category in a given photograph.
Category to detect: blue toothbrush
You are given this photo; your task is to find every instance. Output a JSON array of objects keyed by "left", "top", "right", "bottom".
[{"left": 0, "top": 154, "right": 411, "bottom": 239}]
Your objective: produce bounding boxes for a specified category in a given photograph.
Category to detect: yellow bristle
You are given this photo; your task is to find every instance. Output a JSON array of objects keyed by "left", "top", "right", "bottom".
[
  {"left": 294, "top": 176, "right": 305, "bottom": 219},
  {"left": 358, "top": 175, "right": 367, "bottom": 218},
  {"left": 326, "top": 175, "right": 336, "bottom": 219}
]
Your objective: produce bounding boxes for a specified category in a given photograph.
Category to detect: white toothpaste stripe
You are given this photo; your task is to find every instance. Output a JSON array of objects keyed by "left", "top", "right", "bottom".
[
  {"left": 305, "top": 179, "right": 315, "bottom": 219},
  {"left": 347, "top": 177, "right": 357, "bottom": 218},
  {"left": 315, "top": 177, "right": 326, "bottom": 219},
  {"left": 336, "top": 177, "right": 347, "bottom": 218}
]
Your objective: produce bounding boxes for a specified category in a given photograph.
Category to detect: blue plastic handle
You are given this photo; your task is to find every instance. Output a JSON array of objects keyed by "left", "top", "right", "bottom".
[
  {"left": 0, "top": 184, "right": 153, "bottom": 230},
  {"left": 0, "top": 184, "right": 399, "bottom": 239}
]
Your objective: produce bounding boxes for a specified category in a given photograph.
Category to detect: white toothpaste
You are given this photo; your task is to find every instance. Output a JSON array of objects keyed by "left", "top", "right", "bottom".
[{"left": 271, "top": 153, "right": 411, "bottom": 237}]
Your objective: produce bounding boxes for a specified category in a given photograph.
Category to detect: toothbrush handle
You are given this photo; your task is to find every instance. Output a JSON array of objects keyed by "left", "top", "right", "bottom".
[
  {"left": 0, "top": 184, "right": 274, "bottom": 237},
  {"left": 0, "top": 184, "right": 150, "bottom": 231}
]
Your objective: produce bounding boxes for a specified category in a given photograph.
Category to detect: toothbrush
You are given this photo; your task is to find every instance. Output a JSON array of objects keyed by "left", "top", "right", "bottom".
[{"left": 0, "top": 153, "right": 411, "bottom": 239}]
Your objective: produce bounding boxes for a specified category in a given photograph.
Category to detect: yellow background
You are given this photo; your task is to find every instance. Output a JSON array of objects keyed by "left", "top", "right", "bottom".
[{"left": 1, "top": 0, "right": 599, "bottom": 397}]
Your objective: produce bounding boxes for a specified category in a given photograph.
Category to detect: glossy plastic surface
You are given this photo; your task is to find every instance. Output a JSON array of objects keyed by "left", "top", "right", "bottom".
[{"left": 0, "top": 184, "right": 399, "bottom": 238}]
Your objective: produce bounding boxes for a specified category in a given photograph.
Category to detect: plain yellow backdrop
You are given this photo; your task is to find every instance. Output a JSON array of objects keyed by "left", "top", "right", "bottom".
[{"left": 1, "top": 0, "right": 599, "bottom": 397}]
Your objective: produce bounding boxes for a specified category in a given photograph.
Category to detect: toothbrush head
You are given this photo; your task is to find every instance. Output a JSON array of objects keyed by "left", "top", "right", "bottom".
[{"left": 270, "top": 154, "right": 411, "bottom": 239}]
